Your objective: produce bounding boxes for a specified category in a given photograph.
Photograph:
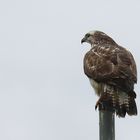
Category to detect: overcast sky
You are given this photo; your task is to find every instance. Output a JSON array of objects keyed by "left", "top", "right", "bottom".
[{"left": 0, "top": 0, "right": 140, "bottom": 140}]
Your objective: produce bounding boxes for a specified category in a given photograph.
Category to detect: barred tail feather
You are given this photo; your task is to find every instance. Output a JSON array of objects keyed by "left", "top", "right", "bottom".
[
  {"left": 126, "top": 97, "right": 137, "bottom": 116},
  {"left": 98, "top": 90, "right": 137, "bottom": 117}
]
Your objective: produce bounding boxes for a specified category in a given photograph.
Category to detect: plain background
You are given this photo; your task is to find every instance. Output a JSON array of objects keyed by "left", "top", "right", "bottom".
[{"left": 0, "top": 0, "right": 139, "bottom": 140}]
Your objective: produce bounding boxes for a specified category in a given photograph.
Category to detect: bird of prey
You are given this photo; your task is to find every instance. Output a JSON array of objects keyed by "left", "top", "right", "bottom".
[{"left": 81, "top": 30, "right": 137, "bottom": 117}]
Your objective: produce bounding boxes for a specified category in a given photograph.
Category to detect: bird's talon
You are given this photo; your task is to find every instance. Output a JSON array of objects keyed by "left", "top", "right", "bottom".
[
  {"left": 95, "top": 102, "right": 100, "bottom": 110},
  {"left": 95, "top": 105, "right": 98, "bottom": 110}
]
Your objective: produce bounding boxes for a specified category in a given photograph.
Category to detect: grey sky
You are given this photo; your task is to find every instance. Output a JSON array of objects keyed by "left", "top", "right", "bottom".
[{"left": 0, "top": 0, "right": 139, "bottom": 140}]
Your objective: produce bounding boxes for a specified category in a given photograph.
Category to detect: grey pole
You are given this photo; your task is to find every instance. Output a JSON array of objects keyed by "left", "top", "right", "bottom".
[{"left": 99, "top": 110, "right": 115, "bottom": 140}]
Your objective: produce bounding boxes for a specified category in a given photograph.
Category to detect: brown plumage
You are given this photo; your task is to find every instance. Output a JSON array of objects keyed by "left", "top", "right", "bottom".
[{"left": 81, "top": 31, "right": 137, "bottom": 117}]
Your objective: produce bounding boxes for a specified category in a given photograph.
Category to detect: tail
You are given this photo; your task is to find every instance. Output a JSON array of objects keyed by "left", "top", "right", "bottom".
[{"left": 98, "top": 90, "right": 137, "bottom": 117}]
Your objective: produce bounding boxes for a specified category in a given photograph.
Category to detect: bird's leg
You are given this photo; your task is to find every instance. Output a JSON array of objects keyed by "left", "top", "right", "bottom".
[{"left": 95, "top": 92, "right": 108, "bottom": 110}]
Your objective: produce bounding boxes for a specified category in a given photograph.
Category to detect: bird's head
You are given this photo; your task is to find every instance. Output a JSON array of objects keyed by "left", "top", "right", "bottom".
[
  {"left": 81, "top": 30, "right": 116, "bottom": 46},
  {"left": 81, "top": 31, "right": 97, "bottom": 44}
]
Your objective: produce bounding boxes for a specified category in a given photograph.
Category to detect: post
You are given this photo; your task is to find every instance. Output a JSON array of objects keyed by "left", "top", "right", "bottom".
[{"left": 99, "top": 110, "right": 115, "bottom": 140}]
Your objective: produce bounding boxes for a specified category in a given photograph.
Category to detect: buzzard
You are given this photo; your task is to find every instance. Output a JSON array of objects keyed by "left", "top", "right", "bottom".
[{"left": 81, "top": 31, "right": 137, "bottom": 117}]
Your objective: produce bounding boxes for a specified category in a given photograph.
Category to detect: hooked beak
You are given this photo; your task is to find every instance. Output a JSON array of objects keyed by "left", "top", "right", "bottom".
[{"left": 81, "top": 37, "right": 87, "bottom": 44}]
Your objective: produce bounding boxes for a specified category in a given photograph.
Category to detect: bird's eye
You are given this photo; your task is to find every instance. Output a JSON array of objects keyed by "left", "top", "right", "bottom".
[{"left": 85, "top": 33, "right": 90, "bottom": 38}]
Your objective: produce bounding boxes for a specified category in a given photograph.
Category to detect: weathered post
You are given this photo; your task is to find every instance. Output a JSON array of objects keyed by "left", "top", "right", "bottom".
[{"left": 99, "top": 110, "right": 115, "bottom": 140}]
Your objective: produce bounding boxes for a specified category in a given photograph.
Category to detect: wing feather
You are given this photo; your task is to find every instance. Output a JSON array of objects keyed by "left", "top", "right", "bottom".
[{"left": 84, "top": 45, "right": 137, "bottom": 93}]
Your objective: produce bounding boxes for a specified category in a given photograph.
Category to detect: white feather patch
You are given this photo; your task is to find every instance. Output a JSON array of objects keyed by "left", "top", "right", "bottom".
[{"left": 89, "top": 79, "right": 99, "bottom": 96}]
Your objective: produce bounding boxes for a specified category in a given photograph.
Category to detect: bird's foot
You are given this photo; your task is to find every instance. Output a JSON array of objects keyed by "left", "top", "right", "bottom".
[{"left": 95, "top": 93, "right": 107, "bottom": 110}]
